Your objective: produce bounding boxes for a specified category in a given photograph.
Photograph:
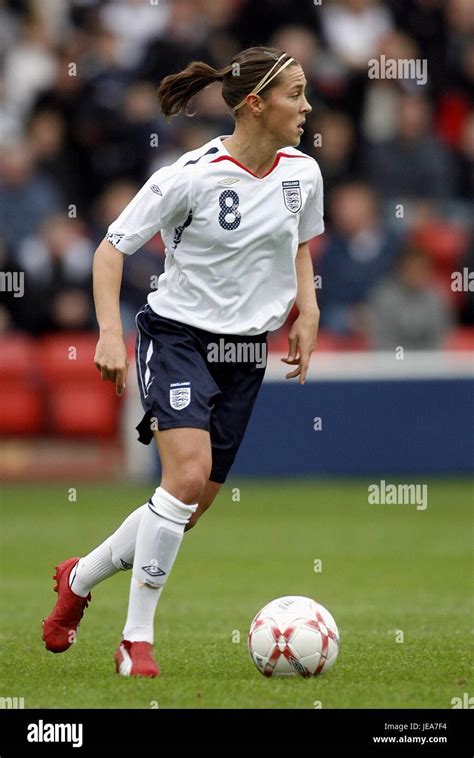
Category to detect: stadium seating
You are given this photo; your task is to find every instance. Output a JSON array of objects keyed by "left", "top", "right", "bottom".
[
  {"left": 0, "top": 333, "right": 120, "bottom": 438},
  {"left": 444, "top": 327, "right": 474, "bottom": 351},
  {"left": 411, "top": 221, "right": 470, "bottom": 306},
  {"left": 0, "top": 380, "right": 43, "bottom": 434},
  {"left": 0, "top": 335, "right": 43, "bottom": 434}
]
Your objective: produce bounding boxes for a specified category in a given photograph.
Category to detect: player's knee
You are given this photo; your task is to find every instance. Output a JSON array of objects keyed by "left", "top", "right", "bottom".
[
  {"left": 179, "top": 471, "right": 208, "bottom": 503},
  {"left": 172, "top": 463, "right": 210, "bottom": 504}
]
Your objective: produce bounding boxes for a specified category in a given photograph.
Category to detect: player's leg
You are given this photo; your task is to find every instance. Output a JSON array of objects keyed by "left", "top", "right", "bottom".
[
  {"left": 117, "top": 339, "right": 267, "bottom": 676},
  {"left": 68, "top": 473, "right": 220, "bottom": 596},
  {"left": 68, "top": 504, "right": 145, "bottom": 595},
  {"left": 72, "top": 474, "right": 219, "bottom": 596},
  {"left": 73, "top": 476, "right": 220, "bottom": 594},
  {"left": 42, "top": 475, "right": 221, "bottom": 655},
  {"left": 116, "top": 427, "right": 211, "bottom": 676},
  {"left": 41, "top": 502, "right": 148, "bottom": 653}
]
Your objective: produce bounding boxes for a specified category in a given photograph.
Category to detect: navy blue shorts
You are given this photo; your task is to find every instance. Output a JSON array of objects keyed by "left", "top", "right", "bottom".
[{"left": 134, "top": 305, "right": 267, "bottom": 483}]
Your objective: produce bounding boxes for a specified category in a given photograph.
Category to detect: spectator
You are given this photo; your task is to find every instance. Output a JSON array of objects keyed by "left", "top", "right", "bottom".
[
  {"left": 0, "top": 141, "right": 59, "bottom": 255},
  {"left": 387, "top": 0, "right": 446, "bottom": 95},
  {"left": 311, "top": 110, "right": 358, "bottom": 198},
  {"left": 361, "top": 30, "right": 425, "bottom": 143},
  {"left": 318, "top": 183, "right": 400, "bottom": 335},
  {"left": 137, "top": 0, "right": 213, "bottom": 85},
  {"left": 100, "top": 0, "right": 171, "bottom": 70},
  {"left": 364, "top": 93, "right": 458, "bottom": 198},
  {"left": 367, "top": 246, "right": 453, "bottom": 349},
  {"left": 2, "top": 17, "right": 57, "bottom": 120},
  {"left": 321, "top": 0, "right": 393, "bottom": 72},
  {"left": 26, "top": 109, "right": 83, "bottom": 207},
  {"left": 13, "top": 214, "right": 94, "bottom": 334}
]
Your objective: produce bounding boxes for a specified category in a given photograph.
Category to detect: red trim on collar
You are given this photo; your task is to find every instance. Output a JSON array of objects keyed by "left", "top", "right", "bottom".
[{"left": 210, "top": 152, "right": 310, "bottom": 179}]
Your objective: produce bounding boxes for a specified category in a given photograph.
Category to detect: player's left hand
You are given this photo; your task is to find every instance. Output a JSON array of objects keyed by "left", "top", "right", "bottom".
[{"left": 281, "top": 310, "right": 319, "bottom": 384}]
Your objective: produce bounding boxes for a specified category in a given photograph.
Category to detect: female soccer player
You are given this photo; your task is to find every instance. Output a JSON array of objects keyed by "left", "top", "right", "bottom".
[{"left": 42, "top": 46, "right": 324, "bottom": 677}]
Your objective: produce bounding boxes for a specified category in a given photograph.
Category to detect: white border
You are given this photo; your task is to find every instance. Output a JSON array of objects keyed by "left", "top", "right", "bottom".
[{"left": 264, "top": 351, "right": 474, "bottom": 382}]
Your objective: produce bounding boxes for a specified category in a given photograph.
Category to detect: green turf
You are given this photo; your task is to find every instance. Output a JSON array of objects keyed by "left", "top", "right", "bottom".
[{"left": 0, "top": 479, "right": 472, "bottom": 709}]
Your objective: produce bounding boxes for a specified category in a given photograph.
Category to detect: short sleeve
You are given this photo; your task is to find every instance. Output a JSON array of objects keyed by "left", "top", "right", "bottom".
[
  {"left": 298, "top": 162, "right": 324, "bottom": 243},
  {"left": 106, "top": 163, "right": 192, "bottom": 255}
]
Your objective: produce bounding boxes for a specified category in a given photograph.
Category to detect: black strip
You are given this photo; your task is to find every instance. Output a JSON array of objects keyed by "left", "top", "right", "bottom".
[
  {"left": 183, "top": 146, "right": 219, "bottom": 166},
  {"left": 0, "top": 709, "right": 470, "bottom": 754},
  {"left": 69, "top": 564, "right": 78, "bottom": 588}
]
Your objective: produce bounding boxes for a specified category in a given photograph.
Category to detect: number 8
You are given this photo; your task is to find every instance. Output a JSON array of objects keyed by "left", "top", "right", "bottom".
[{"left": 218, "top": 190, "right": 241, "bottom": 230}]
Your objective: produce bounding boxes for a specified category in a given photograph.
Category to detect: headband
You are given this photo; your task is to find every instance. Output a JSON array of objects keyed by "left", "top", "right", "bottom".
[{"left": 233, "top": 53, "right": 295, "bottom": 112}]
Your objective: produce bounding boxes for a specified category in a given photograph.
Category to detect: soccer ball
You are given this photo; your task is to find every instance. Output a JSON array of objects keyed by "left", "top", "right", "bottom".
[{"left": 248, "top": 595, "right": 339, "bottom": 678}]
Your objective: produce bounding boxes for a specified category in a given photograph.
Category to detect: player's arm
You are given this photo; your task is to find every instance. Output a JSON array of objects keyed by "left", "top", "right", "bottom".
[
  {"left": 92, "top": 238, "right": 129, "bottom": 396},
  {"left": 281, "top": 241, "right": 319, "bottom": 385}
]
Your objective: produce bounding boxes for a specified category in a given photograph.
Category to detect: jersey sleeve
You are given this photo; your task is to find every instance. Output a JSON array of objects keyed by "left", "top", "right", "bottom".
[
  {"left": 298, "top": 162, "right": 324, "bottom": 243},
  {"left": 105, "top": 163, "right": 192, "bottom": 255}
]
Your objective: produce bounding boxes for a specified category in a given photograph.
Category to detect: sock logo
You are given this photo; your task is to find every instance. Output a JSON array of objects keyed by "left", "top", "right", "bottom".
[
  {"left": 142, "top": 565, "right": 166, "bottom": 578},
  {"left": 120, "top": 559, "right": 133, "bottom": 570}
]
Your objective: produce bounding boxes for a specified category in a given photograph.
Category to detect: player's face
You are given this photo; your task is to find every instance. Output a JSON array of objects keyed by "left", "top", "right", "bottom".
[{"left": 262, "top": 65, "right": 312, "bottom": 147}]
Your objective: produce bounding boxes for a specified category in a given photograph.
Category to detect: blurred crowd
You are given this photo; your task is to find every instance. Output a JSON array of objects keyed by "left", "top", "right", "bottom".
[{"left": 0, "top": 0, "right": 473, "bottom": 349}]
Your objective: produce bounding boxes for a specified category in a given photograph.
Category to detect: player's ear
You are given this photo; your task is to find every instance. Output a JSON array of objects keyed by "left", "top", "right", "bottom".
[{"left": 246, "top": 94, "right": 264, "bottom": 117}]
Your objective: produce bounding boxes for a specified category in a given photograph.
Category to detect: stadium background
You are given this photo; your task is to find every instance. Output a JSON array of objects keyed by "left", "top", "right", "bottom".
[{"left": 0, "top": 0, "right": 473, "bottom": 711}]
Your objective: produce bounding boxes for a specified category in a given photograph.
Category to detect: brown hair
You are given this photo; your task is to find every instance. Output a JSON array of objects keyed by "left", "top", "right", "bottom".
[{"left": 157, "top": 46, "right": 299, "bottom": 120}]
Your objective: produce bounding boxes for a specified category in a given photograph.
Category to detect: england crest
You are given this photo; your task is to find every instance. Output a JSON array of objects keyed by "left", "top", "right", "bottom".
[
  {"left": 282, "top": 180, "right": 302, "bottom": 213},
  {"left": 169, "top": 382, "right": 191, "bottom": 410}
]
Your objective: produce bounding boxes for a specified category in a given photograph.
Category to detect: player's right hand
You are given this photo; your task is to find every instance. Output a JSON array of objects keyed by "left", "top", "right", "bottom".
[{"left": 94, "top": 334, "right": 129, "bottom": 396}]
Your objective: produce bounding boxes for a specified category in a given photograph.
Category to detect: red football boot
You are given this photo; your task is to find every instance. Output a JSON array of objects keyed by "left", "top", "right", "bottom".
[
  {"left": 115, "top": 640, "right": 160, "bottom": 677},
  {"left": 42, "top": 557, "right": 91, "bottom": 653}
]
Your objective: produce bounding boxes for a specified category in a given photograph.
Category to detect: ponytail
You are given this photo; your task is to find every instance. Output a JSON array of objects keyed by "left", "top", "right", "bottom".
[{"left": 158, "top": 61, "right": 232, "bottom": 120}]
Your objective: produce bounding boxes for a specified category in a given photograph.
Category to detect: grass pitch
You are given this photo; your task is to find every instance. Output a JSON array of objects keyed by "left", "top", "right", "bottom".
[{"left": 0, "top": 479, "right": 472, "bottom": 709}]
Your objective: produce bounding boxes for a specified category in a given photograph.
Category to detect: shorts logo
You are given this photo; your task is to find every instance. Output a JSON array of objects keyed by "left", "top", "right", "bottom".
[
  {"left": 169, "top": 381, "right": 191, "bottom": 410},
  {"left": 150, "top": 184, "right": 162, "bottom": 195},
  {"left": 282, "top": 180, "right": 302, "bottom": 213}
]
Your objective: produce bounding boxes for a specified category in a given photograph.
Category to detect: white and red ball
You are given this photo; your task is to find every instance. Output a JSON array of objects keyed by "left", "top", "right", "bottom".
[{"left": 248, "top": 595, "right": 339, "bottom": 678}]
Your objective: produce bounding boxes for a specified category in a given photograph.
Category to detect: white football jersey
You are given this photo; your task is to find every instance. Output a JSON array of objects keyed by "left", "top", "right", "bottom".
[{"left": 106, "top": 135, "right": 324, "bottom": 335}]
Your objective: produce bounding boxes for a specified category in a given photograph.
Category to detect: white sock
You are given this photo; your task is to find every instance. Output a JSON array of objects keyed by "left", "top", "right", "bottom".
[
  {"left": 122, "top": 487, "right": 197, "bottom": 644},
  {"left": 69, "top": 504, "right": 147, "bottom": 598}
]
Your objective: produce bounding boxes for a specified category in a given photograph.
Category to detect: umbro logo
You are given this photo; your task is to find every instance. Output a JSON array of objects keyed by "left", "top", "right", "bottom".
[
  {"left": 218, "top": 178, "right": 240, "bottom": 186},
  {"left": 150, "top": 184, "right": 162, "bottom": 195},
  {"left": 142, "top": 564, "right": 166, "bottom": 578}
]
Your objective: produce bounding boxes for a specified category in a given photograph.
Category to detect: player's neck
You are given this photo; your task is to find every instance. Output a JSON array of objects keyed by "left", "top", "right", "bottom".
[{"left": 222, "top": 128, "right": 281, "bottom": 178}]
